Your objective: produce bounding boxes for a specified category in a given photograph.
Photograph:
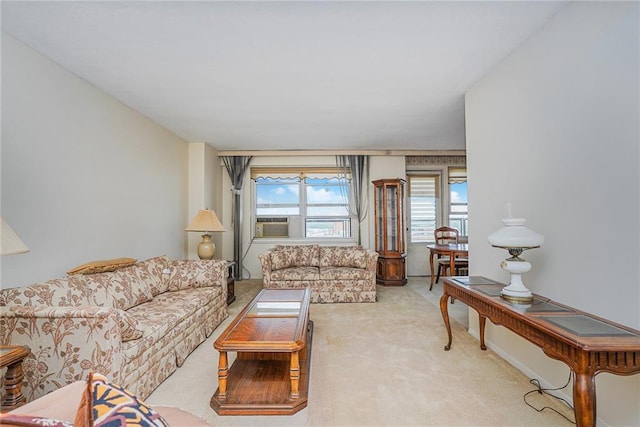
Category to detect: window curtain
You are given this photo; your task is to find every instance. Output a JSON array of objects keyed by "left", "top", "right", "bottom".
[
  {"left": 222, "top": 156, "right": 252, "bottom": 280},
  {"left": 336, "top": 155, "right": 369, "bottom": 245}
]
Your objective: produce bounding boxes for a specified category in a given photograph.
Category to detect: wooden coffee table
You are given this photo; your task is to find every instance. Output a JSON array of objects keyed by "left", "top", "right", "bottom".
[
  {"left": 1, "top": 345, "right": 30, "bottom": 412},
  {"left": 210, "top": 288, "right": 312, "bottom": 415}
]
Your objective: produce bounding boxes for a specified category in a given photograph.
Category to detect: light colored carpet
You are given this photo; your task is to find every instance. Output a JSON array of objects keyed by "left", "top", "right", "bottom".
[{"left": 146, "top": 278, "right": 574, "bottom": 426}]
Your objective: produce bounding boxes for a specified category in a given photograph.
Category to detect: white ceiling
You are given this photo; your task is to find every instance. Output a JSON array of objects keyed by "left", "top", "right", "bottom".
[{"left": 1, "top": 1, "right": 566, "bottom": 152}]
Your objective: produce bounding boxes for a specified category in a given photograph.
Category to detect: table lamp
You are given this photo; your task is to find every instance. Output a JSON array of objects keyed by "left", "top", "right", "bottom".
[
  {"left": 185, "top": 209, "right": 225, "bottom": 260},
  {"left": 487, "top": 210, "right": 543, "bottom": 304},
  {"left": 1, "top": 217, "right": 29, "bottom": 255}
]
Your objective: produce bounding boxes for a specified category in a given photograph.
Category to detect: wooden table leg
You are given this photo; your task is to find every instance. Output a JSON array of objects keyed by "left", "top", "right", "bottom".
[
  {"left": 573, "top": 369, "right": 596, "bottom": 427},
  {"left": 449, "top": 255, "right": 456, "bottom": 278},
  {"left": 440, "top": 293, "right": 453, "bottom": 351},
  {"left": 2, "top": 360, "right": 26, "bottom": 410},
  {"left": 429, "top": 251, "right": 436, "bottom": 290},
  {"left": 479, "top": 315, "right": 487, "bottom": 350},
  {"left": 289, "top": 351, "right": 300, "bottom": 399},
  {"left": 217, "top": 351, "right": 228, "bottom": 400}
]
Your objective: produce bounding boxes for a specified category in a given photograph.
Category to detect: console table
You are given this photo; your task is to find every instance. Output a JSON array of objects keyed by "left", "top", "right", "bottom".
[{"left": 440, "top": 276, "right": 640, "bottom": 427}]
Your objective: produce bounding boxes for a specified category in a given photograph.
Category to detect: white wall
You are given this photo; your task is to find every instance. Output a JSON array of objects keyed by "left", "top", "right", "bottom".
[
  {"left": 1, "top": 34, "right": 190, "bottom": 287},
  {"left": 465, "top": 2, "right": 639, "bottom": 425},
  {"left": 187, "top": 143, "right": 225, "bottom": 260}
]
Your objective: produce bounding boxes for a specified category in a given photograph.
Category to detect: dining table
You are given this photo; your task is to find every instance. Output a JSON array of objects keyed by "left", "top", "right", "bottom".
[{"left": 427, "top": 243, "right": 469, "bottom": 290}]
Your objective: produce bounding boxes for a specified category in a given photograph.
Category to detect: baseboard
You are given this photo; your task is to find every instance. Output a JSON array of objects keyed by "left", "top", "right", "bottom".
[{"left": 466, "top": 328, "right": 609, "bottom": 427}]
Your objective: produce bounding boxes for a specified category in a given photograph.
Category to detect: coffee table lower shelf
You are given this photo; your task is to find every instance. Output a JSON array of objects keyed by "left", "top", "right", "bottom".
[{"left": 210, "top": 320, "right": 313, "bottom": 416}]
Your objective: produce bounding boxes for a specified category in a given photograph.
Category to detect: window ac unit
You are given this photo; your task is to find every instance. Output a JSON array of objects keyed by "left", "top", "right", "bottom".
[{"left": 255, "top": 217, "right": 289, "bottom": 238}]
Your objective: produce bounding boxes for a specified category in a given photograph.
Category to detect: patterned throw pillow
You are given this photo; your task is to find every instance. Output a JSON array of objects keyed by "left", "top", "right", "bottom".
[
  {"left": 75, "top": 372, "right": 169, "bottom": 427},
  {"left": 0, "top": 414, "right": 73, "bottom": 427}
]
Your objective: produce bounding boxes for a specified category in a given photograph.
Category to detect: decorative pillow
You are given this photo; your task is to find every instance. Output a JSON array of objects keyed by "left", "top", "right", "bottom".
[
  {"left": 0, "top": 414, "right": 73, "bottom": 427},
  {"left": 68, "top": 258, "right": 137, "bottom": 275},
  {"left": 167, "top": 260, "right": 216, "bottom": 291},
  {"left": 75, "top": 372, "right": 169, "bottom": 427}
]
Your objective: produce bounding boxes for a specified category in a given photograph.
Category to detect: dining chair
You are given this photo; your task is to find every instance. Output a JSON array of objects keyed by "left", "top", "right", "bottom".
[{"left": 434, "top": 226, "right": 469, "bottom": 283}]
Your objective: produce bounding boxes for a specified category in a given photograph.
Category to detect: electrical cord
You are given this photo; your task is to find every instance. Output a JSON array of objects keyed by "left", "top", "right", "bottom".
[{"left": 523, "top": 371, "right": 576, "bottom": 424}]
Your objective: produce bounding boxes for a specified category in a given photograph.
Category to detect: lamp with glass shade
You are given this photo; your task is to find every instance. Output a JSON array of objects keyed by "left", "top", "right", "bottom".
[{"left": 488, "top": 212, "right": 544, "bottom": 304}]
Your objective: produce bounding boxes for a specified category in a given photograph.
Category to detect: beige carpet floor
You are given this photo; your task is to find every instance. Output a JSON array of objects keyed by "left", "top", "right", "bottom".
[{"left": 146, "top": 278, "right": 574, "bottom": 426}]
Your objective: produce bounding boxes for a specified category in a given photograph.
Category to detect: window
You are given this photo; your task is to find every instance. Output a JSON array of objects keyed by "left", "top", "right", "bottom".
[
  {"left": 408, "top": 175, "right": 439, "bottom": 243},
  {"left": 253, "top": 168, "right": 353, "bottom": 239},
  {"left": 448, "top": 168, "right": 468, "bottom": 236},
  {"left": 305, "top": 178, "right": 351, "bottom": 238},
  {"left": 408, "top": 167, "right": 468, "bottom": 243},
  {"left": 255, "top": 177, "right": 300, "bottom": 216}
]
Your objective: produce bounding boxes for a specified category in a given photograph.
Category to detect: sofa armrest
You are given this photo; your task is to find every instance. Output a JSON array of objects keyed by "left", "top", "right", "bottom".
[
  {"left": 258, "top": 251, "right": 274, "bottom": 285},
  {"left": 1, "top": 306, "right": 126, "bottom": 402},
  {"left": 365, "top": 250, "right": 379, "bottom": 273}
]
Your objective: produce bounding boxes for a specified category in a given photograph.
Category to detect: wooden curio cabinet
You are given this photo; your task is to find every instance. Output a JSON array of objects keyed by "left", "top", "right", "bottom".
[{"left": 372, "top": 178, "right": 407, "bottom": 286}]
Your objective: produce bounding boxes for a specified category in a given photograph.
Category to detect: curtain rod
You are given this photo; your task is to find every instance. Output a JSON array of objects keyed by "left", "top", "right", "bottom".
[{"left": 216, "top": 149, "right": 466, "bottom": 157}]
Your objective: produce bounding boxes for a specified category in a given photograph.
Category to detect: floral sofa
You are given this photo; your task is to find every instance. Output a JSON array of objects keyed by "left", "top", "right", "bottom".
[
  {"left": 259, "top": 245, "right": 378, "bottom": 303},
  {"left": 0, "top": 256, "right": 228, "bottom": 402}
]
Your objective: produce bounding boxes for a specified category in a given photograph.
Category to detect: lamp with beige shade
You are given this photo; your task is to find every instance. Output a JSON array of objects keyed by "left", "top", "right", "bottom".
[
  {"left": 1, "top": 217, "right": 29, "bottom": 256},
  {"left": 185, "top": 209, "right": 225, "bottom": 260}
]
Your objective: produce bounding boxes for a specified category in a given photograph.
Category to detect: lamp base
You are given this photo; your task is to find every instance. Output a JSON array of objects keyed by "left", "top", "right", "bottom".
[
  {"left": 500, "top": 259, "right": 534, "bottom": 304},
  {"left": 197, "top": 234, "right": 216, "bottom": 260}
]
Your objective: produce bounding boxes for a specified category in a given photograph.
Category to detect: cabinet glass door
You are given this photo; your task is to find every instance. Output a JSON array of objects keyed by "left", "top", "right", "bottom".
[
  {"left": 376, "top": 185, "right": 384, "bottom": 252},
  {"left": 386, "top": 186, "right": 398, "bottom": 252}
]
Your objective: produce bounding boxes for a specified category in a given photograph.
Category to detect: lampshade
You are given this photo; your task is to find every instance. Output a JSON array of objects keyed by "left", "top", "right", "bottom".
[
  {"left": 1, "top": 217, "right": 29, "bottom": 255},
  {"left": 488, "top": 218, "right": 544, "bottom": 249},
  {"left": 185, "top": 209, "right": 225, "bottom": 233}
]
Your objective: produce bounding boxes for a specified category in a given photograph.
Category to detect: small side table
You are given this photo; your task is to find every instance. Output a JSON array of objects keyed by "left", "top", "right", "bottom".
[
  {"left": 225, "top": 261, "right": 236, "bottom": 305},
  {"left": 1, "top": 345, "right": 30, "bottom": 412}
]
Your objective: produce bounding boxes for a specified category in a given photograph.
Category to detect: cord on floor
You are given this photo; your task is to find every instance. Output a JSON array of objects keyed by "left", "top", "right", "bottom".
[{"left": 523, "top": 371, "right": 576, "bottom": 424}]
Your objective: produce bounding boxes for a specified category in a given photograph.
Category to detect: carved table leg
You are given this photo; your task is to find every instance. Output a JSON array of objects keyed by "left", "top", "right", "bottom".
[
  {"left": 573, "top": 370, "right": 596, "bottom": 427},
  {"left": 2, "top": 361, "right": 26, "bottom": 410},
  {"left": 479, "top": 315, "right": 487, "bottom": 351},
  {"left": 217, "top": 351, "right": 228, "bottom": 400},
  {"left": 440, "top": 293, "right": 453, "bottom": 351},
  {"left": 289, "top": 351, "right": 300, "bottom": 399}
]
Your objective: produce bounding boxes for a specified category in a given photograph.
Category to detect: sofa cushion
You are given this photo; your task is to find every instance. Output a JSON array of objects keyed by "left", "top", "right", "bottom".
[
  {"left": 269, "top": 245, "right": 320, "bottom": 270},
  {"left": 67, "top": 257, "right": 137, "bottom": 275},
  {"left": 0, "top": 276, "right": 92, "bottom": 307},
  {"left": 320, "top": 266, "right": 373, "bottom": 280},
  {"left": 270, "top": 266, "right": 320, "bottom": 281},
  {"left": 85, "top": 269, "right": 153, "bottom": 310},
  {"left": 115, "top": 309, "right": 144, "bottom": 342},
  {"left": 131, "top": 256, "right": 170, "bottom": 296},
  {"left": 122, "top": 288, "right": 218, "bottom": 362},
  {"left": 319, "top": 246, "right": 368, "bottom": 269},
  {"left": 167, "top": 260, "right": 218, "bottom": 291},
  {"left": 74, "top": 372, "right": 169, "bottom": 427}
]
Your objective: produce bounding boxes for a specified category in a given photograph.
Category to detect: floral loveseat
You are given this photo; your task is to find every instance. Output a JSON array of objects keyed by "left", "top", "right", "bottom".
[
  {"left": 0, "top": 256, "right": 228, "bottom": 402},
  {"left": 259, "top": 245, "right": 378, "bottom": 303}
]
